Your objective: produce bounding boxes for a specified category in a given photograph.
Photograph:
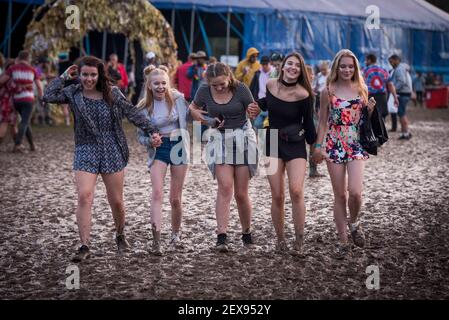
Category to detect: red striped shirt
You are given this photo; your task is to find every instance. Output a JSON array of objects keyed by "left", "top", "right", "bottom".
[{"left": 6, "top": 63, "right": 40, "bottom": 102}]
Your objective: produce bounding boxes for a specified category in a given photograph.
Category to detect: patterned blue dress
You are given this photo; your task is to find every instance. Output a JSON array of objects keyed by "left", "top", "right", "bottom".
[{"left": 73, "top": 97, "right": 126, "bottom": 174}]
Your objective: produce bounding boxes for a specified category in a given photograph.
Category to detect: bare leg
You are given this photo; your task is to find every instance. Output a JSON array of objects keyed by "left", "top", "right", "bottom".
[
  {"left": 74, "top": 171, "right": 98, "bottom": 246},
  {"left": 215, "top": 165, "right": 234, "bottom": 234},
  {"left": 233, "top": 165, "right": 252, "bottom": 233},
  {"left": 267, "top": 157, "right": 286, "bottom": 241},
  {"left": 285, "top": 158, "right": 307, "bottom": 237},
  {"left": 326, "top": 162, "right": 348, "bottom": 243},
  {"left": 347, "top": 160, "right": 365, "bottom": 224},
  {"left": 102, "top": 170, "right": 126, "bottom": 235},
  {"left": 150, "top": 161, "right": 168, "bottom": 232},
  {"left": 169, "top": 164, "right": 188, "bottom": 234}
]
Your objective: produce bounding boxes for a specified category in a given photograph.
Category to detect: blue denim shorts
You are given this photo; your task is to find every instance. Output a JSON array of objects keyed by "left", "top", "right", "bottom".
[
  {"left": 398, "top": 94, "right": 411, "bottom": 118},
  {"left": 154, "top": 136, "right": 188, "bottom": 166}
]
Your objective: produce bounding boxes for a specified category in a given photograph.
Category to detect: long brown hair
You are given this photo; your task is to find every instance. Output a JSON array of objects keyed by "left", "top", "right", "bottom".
[
  {"left": 327, "top": 49, "right": 368, "bottom": 104},
  {"left": 205, "top": 62, "right": 240, "bottom": 93},
  {"left": 76, "top": 56, "right": 113, "bottom": 106},
  {"left": 277, "top": 52, "right": 313, "bottom": 97},
  {"left": 137, "top": 65, "right": 175, "bottom": 116}
]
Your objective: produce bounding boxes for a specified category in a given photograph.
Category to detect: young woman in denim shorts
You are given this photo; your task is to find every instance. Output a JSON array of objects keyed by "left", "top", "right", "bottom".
[{"left": 137, "top": 65, "right": 213, "bottom": 255}]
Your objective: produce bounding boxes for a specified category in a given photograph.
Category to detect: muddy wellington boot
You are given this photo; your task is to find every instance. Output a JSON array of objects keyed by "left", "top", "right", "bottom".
[{"left": 151, "top": 226, "right": 163, "bottom": 256}]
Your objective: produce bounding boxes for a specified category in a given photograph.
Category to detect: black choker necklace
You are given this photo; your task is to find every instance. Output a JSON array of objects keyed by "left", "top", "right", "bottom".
[{"left": 281, "top": 79, "right": 297, "bottom": 87}]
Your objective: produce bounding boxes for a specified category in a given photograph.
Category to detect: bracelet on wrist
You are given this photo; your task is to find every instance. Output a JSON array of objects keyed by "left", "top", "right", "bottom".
[{"left": 314, "top": 143, "right": 322, "bottom": 148}]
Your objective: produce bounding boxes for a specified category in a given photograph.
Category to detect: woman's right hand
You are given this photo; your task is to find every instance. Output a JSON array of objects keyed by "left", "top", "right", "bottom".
[
  {"left": 150, "top": 132, "right": 162, "bottom": 148},
  {"left": 62, "top": 65, "right": 79, "bottom": 80},
  {"left": 312, "top": 147, "right": 325, "bottom": 164}
]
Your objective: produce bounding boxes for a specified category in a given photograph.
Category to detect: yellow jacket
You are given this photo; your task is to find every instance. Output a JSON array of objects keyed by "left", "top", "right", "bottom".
[{"left": 235, "top": 47, "right": 261, "bottom": 87}]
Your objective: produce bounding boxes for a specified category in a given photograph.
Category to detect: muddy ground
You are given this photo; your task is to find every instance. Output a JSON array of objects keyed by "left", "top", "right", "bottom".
[{"left": 0, "top": 106, "right": 448, "bottom": 300}]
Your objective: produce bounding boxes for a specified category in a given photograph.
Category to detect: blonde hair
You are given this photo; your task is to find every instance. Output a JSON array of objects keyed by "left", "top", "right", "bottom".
[
  {"left": 137, "top": 65, "right": 175, "bottom": 115},
  {"left": 327, "top": 49, "right": 368, "bottom": 104}
]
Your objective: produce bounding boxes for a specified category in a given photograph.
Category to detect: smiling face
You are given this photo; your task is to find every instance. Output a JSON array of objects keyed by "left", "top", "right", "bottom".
[
  {"left": 208, "top": 75, "right": 230, "bottom": 94},
  {"left": 338, "top": 56, "right": 355, "bottom": 81},
  {"left": 282, "top": 56, "right": 301, "bottom": 82},
  {"left": 149, "top": 73, "right": 169, "bottom": 100},
  {"left": 80, "top": 65, "right": 99, "bottom": 91}
]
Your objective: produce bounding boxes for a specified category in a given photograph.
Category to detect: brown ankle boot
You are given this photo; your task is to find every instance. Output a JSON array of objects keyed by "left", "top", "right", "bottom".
[{"left": 151, "top": 225, "right": 162, "bottom": 256}]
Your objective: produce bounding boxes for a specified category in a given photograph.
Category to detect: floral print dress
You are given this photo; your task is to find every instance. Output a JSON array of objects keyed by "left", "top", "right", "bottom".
[{"left": 325, "top": 94, "right": 369, "bottom": 164}]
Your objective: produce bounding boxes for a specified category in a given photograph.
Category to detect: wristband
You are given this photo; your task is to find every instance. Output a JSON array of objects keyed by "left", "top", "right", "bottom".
[{"left": 314, "top": 143, "right": 322, "bottom": 148}]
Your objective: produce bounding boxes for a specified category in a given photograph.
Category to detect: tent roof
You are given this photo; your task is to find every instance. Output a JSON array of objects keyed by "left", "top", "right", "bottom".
[
  {"left": 3, "top": 0, "right": 449, "bottom": 30},
  {"left": 151, "top": 0, "right": 449, "bottom": 30}
]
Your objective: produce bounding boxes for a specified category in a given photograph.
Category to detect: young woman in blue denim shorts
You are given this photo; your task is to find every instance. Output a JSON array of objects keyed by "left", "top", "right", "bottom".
[
  {"left": 44, "top": 56, "right": 161, "bottom": 262},
  {"left": 137, "top": 65, "right": 213, "bottom": 255}
]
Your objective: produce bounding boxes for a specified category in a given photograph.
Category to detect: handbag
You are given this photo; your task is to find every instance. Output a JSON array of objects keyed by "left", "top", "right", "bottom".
[
  {"left": 279, "top": 123, "right": 305, "bottom": 142},
  {"left": 360, "top": 107, "right": 379, "bottom": 155}
]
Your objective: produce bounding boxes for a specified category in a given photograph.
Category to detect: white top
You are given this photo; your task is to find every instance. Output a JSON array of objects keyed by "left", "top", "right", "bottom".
[
  {"left": 150, "top": 99, "right": 179, "bottom": 135},
  {"left": 313, "top": 72, "right": 328, "bottom": 94},
  {"left": 258, "top": 66, "right": 273, "bottom": 99}
]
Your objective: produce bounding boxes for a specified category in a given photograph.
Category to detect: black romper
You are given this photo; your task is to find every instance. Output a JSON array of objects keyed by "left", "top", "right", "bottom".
[{"left": 259, "top": 88, "right": 317, "bottom": 161}]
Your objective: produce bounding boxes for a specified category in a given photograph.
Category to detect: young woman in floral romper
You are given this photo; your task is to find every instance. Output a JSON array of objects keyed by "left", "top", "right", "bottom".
[{"left": 312, "top": 49, "right": 376, "bottom": 259}]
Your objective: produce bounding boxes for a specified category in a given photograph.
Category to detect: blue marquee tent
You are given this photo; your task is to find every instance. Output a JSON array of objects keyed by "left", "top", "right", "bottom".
[
  {"left": 2, "top": 0, "right": 449, "bottom": 74},
  {"left": 151, "top": 0, "right": 449, "bottom": 73}
]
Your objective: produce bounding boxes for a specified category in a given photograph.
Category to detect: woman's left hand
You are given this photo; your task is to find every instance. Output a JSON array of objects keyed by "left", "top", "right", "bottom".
[{"left": 367, "top": 97, "right": 376, "bottom": 113}]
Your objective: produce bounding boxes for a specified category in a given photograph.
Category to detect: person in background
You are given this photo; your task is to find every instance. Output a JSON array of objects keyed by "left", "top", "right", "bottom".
[
  {"left": 208, "top": 56, "right": 218, "bottom": 65},
  {"left": 0, "top": 58, "right": 18, "bottom": 147},
  {"left": 412, "top": 72, "right": 425, "bottom": 107},
  {"left": 249, "top": 55, "right": 273, "bottom": 129},
  {"left": 269, "top": 52, "right": 284, "bottom": 79},
  {"left": 187, "top": 51, "right": 208, "bottom": 141},
  {"left": 261, "top": 52, "right": 285, "bottom": 130},
  {"left": 187, "top": 51, "right": 208, "bottom": 100},
  {"left": 235, "top": 47, "right": 261, "bottom": 87},
  {"left": 312, "top": 60, "right": 330, "bottom": 115},
  {"left": 0, "top": 50, "right": 43, "bottom": 153},
  {"left": 363, "top": 53, "right": 398, "bottom": 120},
  {"left": 173, "top": 53, "right": 194, "bottom": 102},
  {"left": 306, "top": 64, "right": 324, "bottom": 178},
  {"left": 108, "top": 53, "right": 129, "bottom": 95},
  {"left": 389, "top": 54, "right": 412, "bottom": 140}
]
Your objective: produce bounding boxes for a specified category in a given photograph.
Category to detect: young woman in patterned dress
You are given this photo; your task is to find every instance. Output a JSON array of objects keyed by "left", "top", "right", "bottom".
[
  {"left": 312, "top": 49, "right": 376, "bottom": 259},
  {"left": 44, "top": 56, "right": 162, "bottom": 262}
]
